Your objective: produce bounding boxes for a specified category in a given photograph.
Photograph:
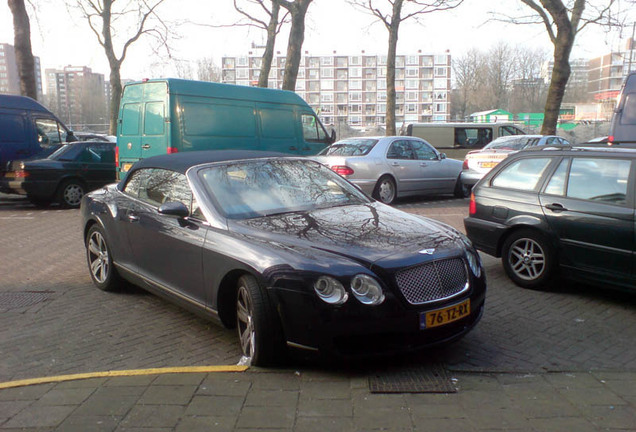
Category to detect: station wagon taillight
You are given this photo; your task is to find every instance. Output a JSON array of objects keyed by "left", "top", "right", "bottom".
[
  {"left": 331, "top": 165, "right": 354, "bottom": 176},
  {"left": 115, "top": 146, "right": 119, "bottom": 167},
  {"left": 167, "top": 147, "right": 178, "bottom": 154},
  {"left": 469, "top": 192, "right": 476, "bottom": 215}
]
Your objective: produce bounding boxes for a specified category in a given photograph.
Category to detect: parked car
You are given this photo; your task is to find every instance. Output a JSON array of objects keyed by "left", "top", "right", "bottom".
[
  {"left": 311, "top": 136, "right": 467, "bottom": 205},
  {"left": 464, "top": 146, "right": 635, "bottom": 291},
  {"left": 1, "top": 141, "right": 116, "bottom": 208},
  {"left": 460, "top": 135, "right": 570, "bottom": 188},
  {"left": 81, "top": 151, "right": 486, "bottom": 366}
]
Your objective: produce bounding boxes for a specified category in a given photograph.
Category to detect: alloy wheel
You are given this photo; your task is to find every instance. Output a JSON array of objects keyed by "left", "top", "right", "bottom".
[
  {"left": 508, "top": 238, "right": 545, "bottom": 281},
  {"left": 88, "top": 230, "right": 109, "bottom": 284},
  {"left": 378, "top": 179, "right": 395, "bottom": 203},
  {"left": 237, "top": 284, "right": 256, "bottom": 362},
  {"left": 63, "top": 184, "right": 84, "bottom": 207}
]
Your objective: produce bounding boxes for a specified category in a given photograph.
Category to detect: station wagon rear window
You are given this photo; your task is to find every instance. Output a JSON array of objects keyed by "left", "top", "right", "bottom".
[{"left": 491, "top": 157, "right": 552, "bottom": 191}]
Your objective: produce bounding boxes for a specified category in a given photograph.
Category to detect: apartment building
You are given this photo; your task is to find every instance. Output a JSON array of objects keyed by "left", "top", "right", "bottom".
[
  {"left": 0, "top": 43, "right": 43, "bottom": 100},
  {"left": 221, "top": 50, "right": 452, "bottom": 128},
  {"left": 45, "top": 65, "right": 106, "bottom": 128},
  {"left": 588, "top": 39, "right": 636, "bottom": 104}
]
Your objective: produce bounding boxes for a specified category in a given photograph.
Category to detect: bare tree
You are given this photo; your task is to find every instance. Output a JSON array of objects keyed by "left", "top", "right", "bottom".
[
  {"left": 279, "top": 0, "right": 313, "bottom": 91},
  {"left": 233, "top": 0, "right": 289, "bottom": 87},
  {"left": 197, "top": 57, "right": 221, "bottom": 82},
  {"left": 77, "top": 0, "right": 170, "bottom": 135},
  {"left": 510, "top": 0, "right": 622, "bottom": 134},
  {"left": 8, "top": 0, "right": 37, "bottom": 99},
  {"left": 350, "top": 0, "right": 463, "bottom": 135},
  {"left": 452, "top": 48, "right": 485, "bottom": 120}
]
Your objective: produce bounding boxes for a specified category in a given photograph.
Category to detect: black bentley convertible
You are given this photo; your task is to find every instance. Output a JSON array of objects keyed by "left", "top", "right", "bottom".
[{"left": 81, "top": 151, "right": 486, "bottom": 365}]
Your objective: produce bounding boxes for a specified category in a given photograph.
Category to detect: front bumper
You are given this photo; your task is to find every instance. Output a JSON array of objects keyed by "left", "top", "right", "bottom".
[{"left": 268, "top": 275, "right": 486, "bottom": 359}]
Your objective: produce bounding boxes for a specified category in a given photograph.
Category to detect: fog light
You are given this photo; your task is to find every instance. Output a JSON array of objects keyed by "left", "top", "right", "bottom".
[
  {"left": 351, "top": 274, "right": 385, "bottom": 305},
  {"left": 314, "top": 276, "right": 348, "bottom": 304}
]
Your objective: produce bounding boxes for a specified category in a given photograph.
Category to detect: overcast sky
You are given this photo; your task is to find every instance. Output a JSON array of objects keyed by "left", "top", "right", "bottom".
[{"left": 1, "top": 0, "right": 634, "bottom": 88}]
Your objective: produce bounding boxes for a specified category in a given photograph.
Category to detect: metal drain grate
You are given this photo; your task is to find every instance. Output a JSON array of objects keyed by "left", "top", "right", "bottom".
[
  {"left": 369, "top": 364, "right": 457, "bottom": 393},
  {"left": 0, "top": 291, "right": 52, "bottom": 310}
]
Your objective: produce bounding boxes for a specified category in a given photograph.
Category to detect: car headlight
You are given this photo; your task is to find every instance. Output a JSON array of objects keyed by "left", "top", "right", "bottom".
[
  {"left": 466, "top": 249, "right": 482, "bottom": 278},
  {"left": 314, "top": 276, "right": 348, "bottom": 304},
  {"left": 351, "top": 274, "right": 385, "bottom": 305}
]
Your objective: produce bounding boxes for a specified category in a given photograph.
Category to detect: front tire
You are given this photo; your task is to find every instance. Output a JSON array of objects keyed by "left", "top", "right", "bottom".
[
  {"left": 236, "top": 275, "right": 284, "bottom": 366},
  {"left": 501, "top": 229, "right": 556, "bottom": 289},
  {"left": 86, "top": 224, "right": 121, "bottom": 292},
  {"left": 57, "top": 179, "right": 85, "bottom": 208},
  {"left": 372, "top": 175, "right": 397, "bottom": 204}
]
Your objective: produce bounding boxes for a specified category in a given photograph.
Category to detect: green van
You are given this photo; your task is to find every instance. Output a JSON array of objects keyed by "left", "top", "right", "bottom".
[{"left": 117, "top": 78, "right": 334, "bottom": 175}]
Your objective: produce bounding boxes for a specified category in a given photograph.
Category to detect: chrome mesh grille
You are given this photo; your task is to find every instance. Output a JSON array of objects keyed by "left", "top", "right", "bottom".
[{"left": 395, "top": 258, "right": 468, "bottom": 305}]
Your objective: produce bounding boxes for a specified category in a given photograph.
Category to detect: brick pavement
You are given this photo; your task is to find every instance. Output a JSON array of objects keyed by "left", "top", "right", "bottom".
[{"left": 2, "top": 194, "right": 636, "bottom": 431}]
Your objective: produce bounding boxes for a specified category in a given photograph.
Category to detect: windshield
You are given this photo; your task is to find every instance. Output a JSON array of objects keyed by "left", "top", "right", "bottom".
[
  {"left": 199, "top": 159, "right": 371, "bottom": 219},
  {"left": 318, "top": 139, "right": 378, "bottom": 156},
  {"left": 485, "top": 136, "right": 537, "bottom": 151},
  {"left": 47, "top": 143, "right": 84, "bottom": 161}
]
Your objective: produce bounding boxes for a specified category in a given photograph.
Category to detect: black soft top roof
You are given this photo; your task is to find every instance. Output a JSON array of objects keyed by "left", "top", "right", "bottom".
[{"left": 122, "top": 149, "right": 294, "bottom": 184}]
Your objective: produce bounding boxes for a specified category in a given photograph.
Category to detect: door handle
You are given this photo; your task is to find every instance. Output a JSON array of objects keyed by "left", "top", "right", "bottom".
[
  {"left": 302, "top": 146, "right": 310, "bottom": 151},
  {"left": 128, "top": 214, "right": 140, "bottom": 222},
  {"left": 141, "top": 144, "right": 151, "bottom": 150},
  {"left": 289, "top": 146, "right": 298, "bottom": 151},
  {"left": 545, "top": 203, "right": 567, "bottom": 212},
  {"left": 420, "top": 163, "right": 427, "bottom": 167},
  {"left": 391, "top": 162, "right": 399, "bottom": 166}
]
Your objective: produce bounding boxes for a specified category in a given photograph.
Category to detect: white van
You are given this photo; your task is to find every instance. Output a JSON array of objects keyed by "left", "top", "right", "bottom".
[
  {"left": 609, "top": 72, "right": 636, "bottom": 146},
  {"left": 403, "top": 122, "right": 525, "bottom": 149}
]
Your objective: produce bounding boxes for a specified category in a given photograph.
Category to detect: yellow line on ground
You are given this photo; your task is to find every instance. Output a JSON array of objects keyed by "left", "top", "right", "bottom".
[{"left": 0, "top": 365, "right": 249, "bottom": 390}]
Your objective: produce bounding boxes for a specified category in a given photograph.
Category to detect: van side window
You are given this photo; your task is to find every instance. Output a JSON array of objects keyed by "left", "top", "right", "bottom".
[
  {"left": 500, "top": 126, "right": 524, "bottom": 136},
  {"left": 260, "top": 109, "right": 296, "bottom": 138},
  {"left": 183, "top": 103, "right": 256, "bottom": 137},
  {"left": 620, "top": 93, "right": 636, "bottom": 125},
  {"left": 122, "top": 103, "right": 141, "bottom": 135},
  {"left": 301, "top": 114, "right": 327, "bottom": 141},
  {"left": 144, "top": 102, "right": 164, "bottom": 135}
]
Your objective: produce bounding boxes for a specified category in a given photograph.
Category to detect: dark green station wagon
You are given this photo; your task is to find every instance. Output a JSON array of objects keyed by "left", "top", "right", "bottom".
[{"left": 464, "top": 146, "right": 635, "bottom": 291}]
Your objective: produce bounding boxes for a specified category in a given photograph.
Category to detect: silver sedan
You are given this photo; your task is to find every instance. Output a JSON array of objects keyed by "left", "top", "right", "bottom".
[{"left": 311, "top": 136, "right": 467, "bottom": 204}]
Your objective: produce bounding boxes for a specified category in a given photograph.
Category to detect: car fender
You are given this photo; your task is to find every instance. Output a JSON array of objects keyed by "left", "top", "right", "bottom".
[{"left": 497, "top": 214, "right": 553, "bottom": 256}]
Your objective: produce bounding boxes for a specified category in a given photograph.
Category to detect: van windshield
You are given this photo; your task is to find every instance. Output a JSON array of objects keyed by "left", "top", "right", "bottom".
[{"left": 318, "top": 139, "right": 379, "bottom": 156}]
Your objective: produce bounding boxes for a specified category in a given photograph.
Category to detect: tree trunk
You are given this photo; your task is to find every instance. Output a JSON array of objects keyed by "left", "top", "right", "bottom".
[
  {"left": 258, "top": 0, "right": 280, "bottom": 88},
  {"left": 542, "top": 31, "right": 574, "bottom": 135},
  {"left": 385, "top": 0, "right": 403, "bottom": 136},
  {"left": 99, "top": 0, "right": 123, "bottom": 135},
  {"left": 8, "top": 0, "right": 37, "bottom": 99},
  {"left": 281, "top": 0, "right": 311, "bottom": 91}
]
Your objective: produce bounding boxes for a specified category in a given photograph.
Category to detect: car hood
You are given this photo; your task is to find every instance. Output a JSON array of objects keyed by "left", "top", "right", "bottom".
[{"left": 230, "top": 202, "right": 464, "bottom": 269}]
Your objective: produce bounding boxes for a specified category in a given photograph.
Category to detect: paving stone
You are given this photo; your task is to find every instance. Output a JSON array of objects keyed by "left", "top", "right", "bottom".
[
  {"left": 33, "top": 386, "right": 95, "bottom": 406},
  {"left": 528, "top": 416, "right": 599, "bottom": 432},
  {"left": 55, "top": 414, "right": 122, "bottom": 432},
  {"left": 244, "top": 389, "right": 298, "bottom": 407},
  {"left": 153, "top": 372, "right": 206, "bottom": 386},
  {"left": 297, "top": 397, "right": 353, "bottom": 417},
  {"left": 295, "top": 416, "right": 354, "bottom": 432},
  {"left": 120, "top": 404, "right": 185, "bottom": 428},
  {"left": 175, "top": 415, "right": 236, "bottom": 432},
  {"left": 235, "top": 406, "right": 295, "bottom": 429},
  {"left": 184, "top": 395, "right": 245, "bottom": 416},
  {"left": 137, "top": 384, "right": 197, "bottom": 405},
  {"left": 582, "top": 404, "right": 636, "bottom": 429},
  {"left": 2, "top": 404, "right": 75, "bottom": 428}
]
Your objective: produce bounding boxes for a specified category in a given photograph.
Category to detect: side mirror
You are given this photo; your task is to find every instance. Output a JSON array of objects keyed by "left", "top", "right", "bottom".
[
  {"left": 158, "top": 201, "right": 190, "bottom": 218},
  {"left": 439, "top": 153, "right": 446, "bottom": 159},
  {"left": 67, "top": 130, "right": 77, "bottom": 143},
  {"left": 330, "top": 129, "right": 336, "bottom": 144}
]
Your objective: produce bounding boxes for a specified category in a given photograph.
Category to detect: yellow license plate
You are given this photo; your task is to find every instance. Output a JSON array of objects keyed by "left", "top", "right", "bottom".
[
  {"left": 121, "top": 163, "right": 133, "bottom": 173},
  {"left": 421, "top": 299, "right": 470, "bottom": 329},
  {"left": 479, "top": 161, "right": 499, "bottom": 169}
]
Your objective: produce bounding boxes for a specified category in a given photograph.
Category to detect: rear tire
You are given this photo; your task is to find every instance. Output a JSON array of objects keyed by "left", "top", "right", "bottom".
[
  {"left": 372, "top": 175, "right": 397, "bottom": 205},
  {"left": 501, "top": 229, "right": 556, "bottom": 290},
  {"left": 236, "top": 275, "right": 285, "bottom": 366},
  {"left": 57, "top": 179, "right": 85, "bottom": 208}
]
